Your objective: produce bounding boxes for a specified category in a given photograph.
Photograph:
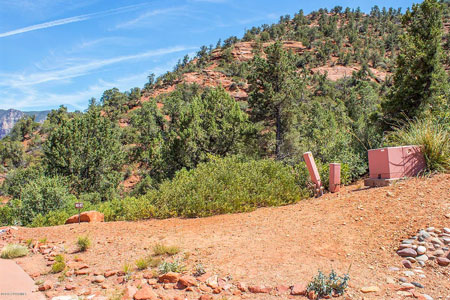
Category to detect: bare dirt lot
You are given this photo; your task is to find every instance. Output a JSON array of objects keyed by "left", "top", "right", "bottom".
[{"left": 2, "top": 174, "right": 449, "bottom": 300}]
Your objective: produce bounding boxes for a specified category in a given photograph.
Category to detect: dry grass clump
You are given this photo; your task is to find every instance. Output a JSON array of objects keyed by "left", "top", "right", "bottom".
[
  {"left": 153, "top": 243, "right": 180, "bottom": 256},
  {"left": 1, "top": 244, "right": 28, "bottom": 259}
]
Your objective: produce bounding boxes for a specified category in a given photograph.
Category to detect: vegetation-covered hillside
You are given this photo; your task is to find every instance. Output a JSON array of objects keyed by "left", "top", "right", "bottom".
[{"left": 0, "top": 0, "right": 449, "bottom": 227}]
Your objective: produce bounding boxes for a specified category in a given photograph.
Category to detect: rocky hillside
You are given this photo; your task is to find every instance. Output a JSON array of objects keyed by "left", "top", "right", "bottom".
[{"left": 0, "top": 109, "right": 49, "bottom": 138}]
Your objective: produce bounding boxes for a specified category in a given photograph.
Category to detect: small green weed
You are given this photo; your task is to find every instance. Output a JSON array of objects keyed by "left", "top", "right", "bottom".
[
  {"left": 39, "top": 237, "right": 47, "bottom": 244},
  {"left": 122, "top": 262, "right": 133, "bottom": 281},
  {"left": 158, "top": 259, "right": 185, "bottom": 274},
  {"left": 51, "top": 261, "right": 66, "bottom": 273},
  {"left": 307, "top": 270, "right": 349, "bottom": 298},
  {"left": 51, "top": 254, "right": 66, "bottom": 273},
  {"left": 193, "top": 263, "right": 206, "bottom": 276},
  {"left": 25, "top": 239, "right": 34, "bottom": 248},
  {"left": 76, "top": 236, "right": 91, "bottom": 252},
  {"left": 135, "top": 258, "right": 149, "bottom": 270}
]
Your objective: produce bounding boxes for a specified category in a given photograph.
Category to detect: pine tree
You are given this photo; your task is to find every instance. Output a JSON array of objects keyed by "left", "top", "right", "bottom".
[
  {"left": 248, "top": 42, "right": 305, "bottom": 160},
  {"left": 383, "top": 0, "right": 449, "bottom": 125},
  {"left": 43, "top": 101, "right": 125, "bottom": 200}
]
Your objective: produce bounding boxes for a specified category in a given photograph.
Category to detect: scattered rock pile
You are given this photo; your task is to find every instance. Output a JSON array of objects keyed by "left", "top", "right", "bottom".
[{"left": 396, "top": 227, "right": 450, "bottom": 268}]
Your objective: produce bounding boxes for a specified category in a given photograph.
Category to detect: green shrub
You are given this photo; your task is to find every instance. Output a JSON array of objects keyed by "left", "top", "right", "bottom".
[
  {"left": 77, "top": 236, "right": 91, "bottom": 252},
  {"left": 30, "top": 210, "right": 71, "bottom": 228},
  {"left": 1, "top": 165, "right": 44, "bottom": 199},
  {"left": 386, "top": 117, "right": 450, "bottom": 172},
  {"left": 15, "top": 176, "right": 73, "bottom": 225},
  {"left": 307, "top": 270, "right": 350, "bottom": 298},
  {"left": 135, "top": 258, "right": 149, "bottom": 270},
  {"left": 54, "top": 254, "right": 64, "bottom": 263},
  {"left": 1, "top": 244, "right": 28, "bottom": 259},
  {"left": 96, "top": 197, "right": 156, "bottom": 222},
  {"left": 0, "top": 204, "right": 15, "bottom": 226},
  {"left": 51, "top": 254, "right": 66, "bottom": 273},
  {"left": 153, "top": 243, "right": 180, "bottom": 256},
  {"left": 158, "top": 259, "right": 185, "bottom": 274},
  {"left": 146, "top": 156, "right": 308, "bottom": 218}
]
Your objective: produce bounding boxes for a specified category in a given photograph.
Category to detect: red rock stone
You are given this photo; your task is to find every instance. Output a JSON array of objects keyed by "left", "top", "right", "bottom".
[
  {"left": 117, "top": 277, "right": 125, "bottom": 284},
  {"left": 236, "top": 282, "right": 247, "bottom": 292},
  {"left": 276, "top": 285, "right": 290, "bottom": 293},
  {"left": 199, "top": 284, "right": 212, "bottom": 293},
  {"left": 196, "top": 272, "right": 212, "bottom": 283},
  {"left": 437, "top": 257, "right": 450, "bottom": 266},
  {"left": 75, "top": 269, "right": 89, "bottom": 276},
  {"left": 122, "top": 285, "right": 137, "bottom": 300},
  {"left": 291, "top": 283, "right": 307, "bottom": 296},
  {"left": 65, "top": 211, "right": 105, "bottom": 224},
  {"left": 93, "top": 275, "right": 105, "bottom": 283},
  {"left": 397, "top": 248, "right": 417, "bottom": 257},
  {"left": 308, "top": 290, "right": 317, "bottom": 299},
  {"left": 178, "top": 275, "right": 198, "bottom": 288},
  {"left": 104, "top": 270, "right": 117, "bottom": 277},
  {"left": 38, "top": 280, "right": 53, "bottom": 291},
  {"left": 65, "top": 284, "right": 76, "bottom": 290},
  {"left": 134, "top": 285, "right": 158, "bottom": 300},
  {"left": 248, "top": 285, "right": 272, "bottom": 294},
  {"left": 402, "top": 260, "right": 413, "bottom": 269},
  {"left": 76, "top": 263, "right": 89, "bottom": 270},
  {"left": 158, "top": 272, "right": 180, "bottom": 283},
  {"left": 199, "top": 295, "right": 213, "bottom": 300}
]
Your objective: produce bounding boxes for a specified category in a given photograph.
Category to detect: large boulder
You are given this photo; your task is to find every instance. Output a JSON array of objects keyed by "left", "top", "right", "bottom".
[{"left": 65, "top": 211, "right": 104, "bottom": 224}]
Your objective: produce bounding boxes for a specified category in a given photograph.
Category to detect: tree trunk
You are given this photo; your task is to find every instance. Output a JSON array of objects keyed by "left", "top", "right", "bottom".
[{"left": 275, "top": 107, "right": 283, "bottom": 160}]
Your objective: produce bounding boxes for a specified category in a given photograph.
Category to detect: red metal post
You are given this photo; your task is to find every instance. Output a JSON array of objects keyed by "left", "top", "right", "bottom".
[
  {"left": 329, "top": 163, "right": 341, "bottom": 193},
  {"left": 303, "top": 152, "right": 322, "bottom": 196}
]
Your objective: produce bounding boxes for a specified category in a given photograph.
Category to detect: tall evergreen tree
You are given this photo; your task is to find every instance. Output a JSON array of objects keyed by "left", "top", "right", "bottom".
[
  {"left": 383, "top": 0, "right": 449, "bottom": 125},
  {"left": 167, "top": 86, "right": 255, "bottom": 172},
  {"left": 248, "top": 42, "right": 305, "bottom": 160},
  {"left": 43, "top": 100, "right": 125, "bottom": 199}
]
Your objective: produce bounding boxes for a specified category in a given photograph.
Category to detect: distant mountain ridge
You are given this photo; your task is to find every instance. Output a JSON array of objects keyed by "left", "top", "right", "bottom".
[{"left": 0, "top": 109, "right": 50, "bottom": 138}]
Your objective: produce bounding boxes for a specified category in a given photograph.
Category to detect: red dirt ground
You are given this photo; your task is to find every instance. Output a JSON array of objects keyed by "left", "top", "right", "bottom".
[{"left": 2, "top": 174, "right": 450, "bottom": 299}]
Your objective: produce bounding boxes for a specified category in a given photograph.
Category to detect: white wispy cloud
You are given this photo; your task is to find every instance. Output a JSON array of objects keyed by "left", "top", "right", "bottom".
[
  {"left": 115, "top": 6, "right": 187, "bottom": 29},
  {"left": 0, "top": 3, "right": 147, "bottom": 38},
  {"left": 0, "top": 59, "right": 178, "bottom": 110},
  {"left": 0, "top": 45, "right": 197, "bottom": 87}
]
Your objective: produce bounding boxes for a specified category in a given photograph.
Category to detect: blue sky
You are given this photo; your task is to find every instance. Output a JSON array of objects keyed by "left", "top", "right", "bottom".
[{"left": 0, "top": 0, "right": 417, "bottom": 111}]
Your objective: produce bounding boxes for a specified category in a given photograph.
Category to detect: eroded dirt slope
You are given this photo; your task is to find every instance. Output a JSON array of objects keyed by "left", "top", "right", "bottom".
[{"left": 2, "top": 174, "right": 449, "bottom": 299}]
